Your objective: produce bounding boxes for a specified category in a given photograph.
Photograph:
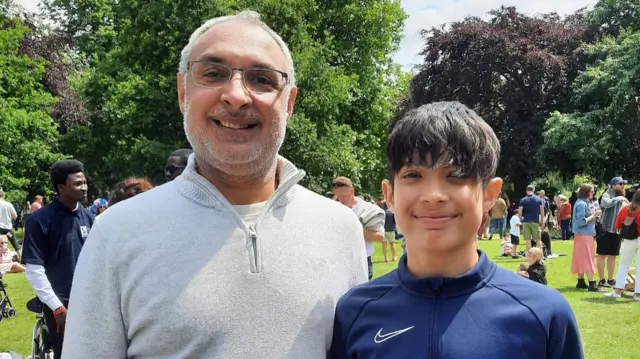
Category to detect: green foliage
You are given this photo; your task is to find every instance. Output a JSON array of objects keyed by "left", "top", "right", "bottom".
[
  {"left": 542, "top": 4, "right": 640, "bottom": 182},
  {"left": 0, "top": 11, "right": 64, "bottom": 202},
  {"left": 46, "top": 0, "right": 408, "bottom": 195}
]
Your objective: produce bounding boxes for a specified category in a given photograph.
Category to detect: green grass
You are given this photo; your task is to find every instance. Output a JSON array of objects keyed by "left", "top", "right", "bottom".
[{"left": 1, "top": 238, "right": 638, "bottom": 357}]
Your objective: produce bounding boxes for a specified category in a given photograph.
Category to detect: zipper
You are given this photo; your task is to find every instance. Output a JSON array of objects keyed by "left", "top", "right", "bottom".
[
  {"left": 430, "top": 289, "right": 440, "bottom": 359},
  {"left": 244, "top": 171, "right": 304, "bottom": 273}
]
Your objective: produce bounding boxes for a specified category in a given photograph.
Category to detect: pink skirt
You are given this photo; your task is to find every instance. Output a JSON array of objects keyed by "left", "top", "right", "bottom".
[{"left": 571, "top": 234, "right": 596, "bottom": 275}]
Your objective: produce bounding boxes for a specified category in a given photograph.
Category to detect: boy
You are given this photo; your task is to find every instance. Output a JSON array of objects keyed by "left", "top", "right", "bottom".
[
  {"left": 510, "top": 209, "right": 522, "bottom": 258},
  {"left": 328, "top": 102, "right": 583, "bottom": 358}
]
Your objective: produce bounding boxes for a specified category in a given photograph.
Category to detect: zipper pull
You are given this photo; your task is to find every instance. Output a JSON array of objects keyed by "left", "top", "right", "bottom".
[{"left": 248, "top": 226, "right": 257, "bottom": 239}]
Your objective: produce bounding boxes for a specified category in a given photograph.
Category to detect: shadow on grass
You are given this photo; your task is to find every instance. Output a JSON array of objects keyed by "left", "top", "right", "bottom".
[
  {"left": 581, "top": 296, "right": 635, "bottom": 305},
  {"left": 555, "top": 285, "right": 581, "bottom": 294}
]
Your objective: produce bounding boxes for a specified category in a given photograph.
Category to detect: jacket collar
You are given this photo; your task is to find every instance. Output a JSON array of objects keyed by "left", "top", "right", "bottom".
[{"left": 175, "top": 154, "right": 306, "bottom": 211}]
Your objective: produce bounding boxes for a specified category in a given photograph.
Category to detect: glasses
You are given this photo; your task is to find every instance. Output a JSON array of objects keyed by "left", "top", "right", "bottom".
[
  {"left": 188, "top": 61, "right": 289, "bottom": 94},
  {"left": 333, "top": 182, "right": 348, "bottom": 188}
]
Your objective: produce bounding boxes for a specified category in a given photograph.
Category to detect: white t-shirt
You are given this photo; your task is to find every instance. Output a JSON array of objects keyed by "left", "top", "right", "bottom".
[
  {"left": 509, "top": 215, "right": 521, "bottom": 236},
  {"left": 350, "top": 198, "right": 384, "bottom": 257},
  {"left": 233, "top": 201, "right": 267, "bottom": 228},
  {"left": 0, "top": 200, "right": 16, "bottom": 230}
]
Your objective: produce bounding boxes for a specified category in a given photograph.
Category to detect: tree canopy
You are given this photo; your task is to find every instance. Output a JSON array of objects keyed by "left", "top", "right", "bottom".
[{"left": 42, "top": 0, "right": 408, "bottom": 197}]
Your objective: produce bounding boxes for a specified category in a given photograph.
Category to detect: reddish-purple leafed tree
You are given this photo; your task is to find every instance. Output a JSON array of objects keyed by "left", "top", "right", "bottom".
[{"left": 404, "top": 6, "right": 595, "bottom": 194}]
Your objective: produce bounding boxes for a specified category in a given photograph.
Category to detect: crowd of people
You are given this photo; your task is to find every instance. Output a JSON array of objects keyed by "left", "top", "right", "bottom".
[{"left": 1, "top": 9, "right": 639, "bottom": 359}]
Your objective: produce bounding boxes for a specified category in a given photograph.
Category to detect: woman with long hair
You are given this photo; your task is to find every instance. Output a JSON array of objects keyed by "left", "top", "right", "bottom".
[
  {"left": 108, "top": 177, "right": 154, "bottom": 206},
  {"left": 604, "top": 190, "right": 640, "bottom": 300},
  {"left": 571, "top": 184, "right": 602, "bottom": 292}
]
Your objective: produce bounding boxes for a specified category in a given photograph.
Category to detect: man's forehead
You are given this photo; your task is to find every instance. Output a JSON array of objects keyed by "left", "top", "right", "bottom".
[{"left": 190, "top": 20, "right": 286, "bottom": 70}]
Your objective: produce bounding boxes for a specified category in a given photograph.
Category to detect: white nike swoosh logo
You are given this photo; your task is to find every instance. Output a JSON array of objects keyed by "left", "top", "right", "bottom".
[{"left": 374, "top": 326, "right": 415, "bottom": 343}]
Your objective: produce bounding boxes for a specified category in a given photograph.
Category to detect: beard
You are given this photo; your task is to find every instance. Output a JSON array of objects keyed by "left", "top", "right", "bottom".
[{"left": 183, "top": 98, "right": 287, "bottom": 178}]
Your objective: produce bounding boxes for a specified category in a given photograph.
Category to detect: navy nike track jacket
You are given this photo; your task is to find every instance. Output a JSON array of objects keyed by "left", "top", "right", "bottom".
[{"left": 328, "top": 251, "right": 583, "bottom": 359}]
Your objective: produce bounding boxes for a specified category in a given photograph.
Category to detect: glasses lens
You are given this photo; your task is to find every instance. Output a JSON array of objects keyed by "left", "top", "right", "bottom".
[
  {"left": 244, "top": 68, "right": 284, "bottom": 93},
  {"left": 192, "top": 62, "right": 231, "bottom": 88},
  {"left": 333, "top": 182, "right": 347, "bottom": 188}
]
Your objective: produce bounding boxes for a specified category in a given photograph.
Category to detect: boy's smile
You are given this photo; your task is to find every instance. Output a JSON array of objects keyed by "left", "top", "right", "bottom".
[{"left": 412, "top": 211, "right": 460, "bottom": 230}]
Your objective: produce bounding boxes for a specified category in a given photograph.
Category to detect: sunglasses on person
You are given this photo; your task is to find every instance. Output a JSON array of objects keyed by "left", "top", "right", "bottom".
[{"left": 333, "top": 182, "right": 348, "bottom": 188}]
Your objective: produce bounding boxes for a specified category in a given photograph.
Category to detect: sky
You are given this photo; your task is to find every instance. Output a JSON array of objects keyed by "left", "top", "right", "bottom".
[{"left": 15, "top": 0, "right": 596, "bottom": 71}]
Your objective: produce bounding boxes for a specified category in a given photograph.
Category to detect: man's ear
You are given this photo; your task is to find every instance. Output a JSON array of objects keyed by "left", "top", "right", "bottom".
[
  {"left": 382, "top": 179, "right": 394, "bottom": 212},
  {"left": 177, "top": 73, "right": 186, "bottom": 114},
  {"left": 286, "top": 87, "right": 297, "bottom": 120},
  {"left": 483, "top": 177, "right": 503, "bottom": 213}
]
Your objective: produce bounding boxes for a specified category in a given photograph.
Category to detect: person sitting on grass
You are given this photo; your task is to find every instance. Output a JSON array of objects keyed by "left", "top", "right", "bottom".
[
  {"left": 500, "top": 232, "right": 512, "bottom": 257},
  {"left": 328, "top": 101, "right": 583, "bottom": 359},
  {"left": 0, "top": 235, "right": 24, "bottom": 273},
  {"left": 518, "top": 247, "right": 547, "bottom": 285}
]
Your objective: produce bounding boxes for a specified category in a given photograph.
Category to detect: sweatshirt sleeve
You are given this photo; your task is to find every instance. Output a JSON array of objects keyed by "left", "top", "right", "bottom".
[
  {"left": 62, "top": 219, "right": 128, "bottom": 359},
  {"left": 546, "top": 295, "right": 584, "bottom": 359},
  {"left": 599, "top": 191, "right": 615, "bottom": 209}
]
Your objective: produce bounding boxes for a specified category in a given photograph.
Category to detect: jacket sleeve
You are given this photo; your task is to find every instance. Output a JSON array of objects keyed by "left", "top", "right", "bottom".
[
  {"left": 573, "top": 202, "right": 588, "bottom": 228},
  {"left": 546, "top": 295, "right": 584, "bottom": 359},
  {"left": 600, "top": 191, "right": 616, "bottom": 209},
  {"left": 615, "top": 206, "right": 627, "bottom": 231},
  {"left": 62, "top": 219, "right": 128, "bottom": 359},
  {"left": 327, "top": 306, "right": 351, "bottom": 359}
]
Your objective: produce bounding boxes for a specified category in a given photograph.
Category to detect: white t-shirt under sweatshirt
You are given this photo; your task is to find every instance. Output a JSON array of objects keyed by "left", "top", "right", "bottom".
[{"left": 62, "top": 156, "right": 368, "bottom": 359}]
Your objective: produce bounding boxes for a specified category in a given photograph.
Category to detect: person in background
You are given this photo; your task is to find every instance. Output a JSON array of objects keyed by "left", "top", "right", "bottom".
[
  {"left": 519, "top": 185, "right": 544, "bottom": 251},
  {"left": 90, "top": 198, "right": 108, "bottom": 216},
  {"left": 571, "top": 184, "right": 602, "bottom": 292},
  {"left": 556, "top": 195, "right": 572, "bottom": 240},
  {"left": 597, "top": 177, "right": 629, "bottom": 288},
  {"left": 604, "top": 190, "right": 640, "bottom": 300},
  {"left": 30, "top": 195, "right": 44, "bottom": 213},
  {"left": 108, "top": 177, "right": 154, "bottom": 206},
  {"left": 509, "top": 209, "right": 522, "bottom": 259},
  {"left": 487, "top": 193, "right": 507, "bottom": 241},
  {"left": 0, "top": 191, "right": 19, "bottom": 257},
  {"left": 334, "top": 176, "right": 385, "bottom": 280},
  {"left": 518, "top": 247, "right": 547, "bottom": 285},
  {"left": 329, "top": 101, "right": 583, "bottom": 359},
  {"left": 164, "top": 148, "right": 193, "bottom": 182},
  {"left": 381, "top": 201, "right": 398, "bottom": 262},
  {"left": 21, "top": 159, "right": 94, "bottom": 359},
  {"left": 0, "top": 235, "right": 24, "bottom": 273}
]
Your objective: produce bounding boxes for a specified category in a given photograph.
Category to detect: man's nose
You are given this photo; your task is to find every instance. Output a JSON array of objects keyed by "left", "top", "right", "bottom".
[{"left": 220, "top": 73, "right": 252, "bottom": 111}]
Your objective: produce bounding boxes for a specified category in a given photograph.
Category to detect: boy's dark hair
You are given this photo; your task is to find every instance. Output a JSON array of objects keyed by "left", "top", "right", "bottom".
[
  {"left": 50, "top": 159, "right": 85, "bottom": 193},
  {"left": 387, "top": 101, "right": 500, "bottom": 185}
]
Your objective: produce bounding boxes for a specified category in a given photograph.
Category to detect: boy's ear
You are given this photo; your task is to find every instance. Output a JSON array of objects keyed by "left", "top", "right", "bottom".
[
  {"left": 483, "top": 177, "right": 503, "bottom": 213},
  {"left": 382, "top": 179, "right": 394, "bottom": 212}
]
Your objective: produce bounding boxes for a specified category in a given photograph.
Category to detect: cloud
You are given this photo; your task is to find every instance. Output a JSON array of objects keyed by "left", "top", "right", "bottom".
[{"left": 396, "top": 0, "right": 596, "bottom": 71}]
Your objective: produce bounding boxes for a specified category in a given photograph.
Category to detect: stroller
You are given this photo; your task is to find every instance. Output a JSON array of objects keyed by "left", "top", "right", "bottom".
[
  {"left": 25, "top": 297, "right": 54, "bottom": 359},
  {"left": 0, "top": 273, "right": 17, "bottom": 323}
]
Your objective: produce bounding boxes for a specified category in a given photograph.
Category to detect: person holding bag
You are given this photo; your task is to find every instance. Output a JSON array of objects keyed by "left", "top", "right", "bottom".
[{"left": 604, "top": 190, "right": 640, "bottom": 300}]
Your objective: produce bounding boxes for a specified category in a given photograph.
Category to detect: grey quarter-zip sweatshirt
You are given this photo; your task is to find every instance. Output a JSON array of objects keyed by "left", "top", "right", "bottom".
[{"left": 62, "top": 155, "right": 368, "bottom": 359}]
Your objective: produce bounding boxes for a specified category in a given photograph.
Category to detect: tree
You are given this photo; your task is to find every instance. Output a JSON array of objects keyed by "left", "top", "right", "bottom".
[
  {"left": 0, "top": 4, "right": 65, "bottom": 202},
  {"left": 541, "top": 28, "right": 640, "bottom": 182},
  {"left": 44, "top": 0, "right": 408, "bottom": 196},
  {"left": 404, "top": 6, "right": 592, "bottom": 194}
]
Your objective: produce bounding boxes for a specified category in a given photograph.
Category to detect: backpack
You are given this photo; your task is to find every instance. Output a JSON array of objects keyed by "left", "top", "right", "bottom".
[{"left": 620, "top": 209, "right": 639, "bottom": 239}]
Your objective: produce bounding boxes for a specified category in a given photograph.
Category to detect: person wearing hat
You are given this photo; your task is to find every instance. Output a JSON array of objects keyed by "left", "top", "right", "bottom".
[
  {"left": 333, "top": 176, "right": 385, "bottom": 280},
  {"left": 597, "top": 176, "right": 630, "bottom": 288}
]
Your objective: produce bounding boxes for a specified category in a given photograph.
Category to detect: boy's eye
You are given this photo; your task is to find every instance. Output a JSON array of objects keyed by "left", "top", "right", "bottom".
[{"left": 401, "top": 171, "right": 421, "bottom": 180}]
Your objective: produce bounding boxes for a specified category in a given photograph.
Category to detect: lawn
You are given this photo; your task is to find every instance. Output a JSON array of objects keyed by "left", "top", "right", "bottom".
[{"left": 1, "top": 237, "right": 638, "bottom": 358}]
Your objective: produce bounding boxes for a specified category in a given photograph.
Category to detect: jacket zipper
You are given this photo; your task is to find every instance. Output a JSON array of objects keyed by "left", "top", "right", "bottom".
[{"left": 240, "top": 171, "right": 305, "bottom": 273}]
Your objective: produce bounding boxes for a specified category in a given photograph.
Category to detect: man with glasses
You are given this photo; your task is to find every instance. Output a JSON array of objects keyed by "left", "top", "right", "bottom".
[
  {"left": 164, "top": 148, "right": 193, "bottom": 182},
  {"left": 63, "top": 11, "right": 368, "bottom": 359}
]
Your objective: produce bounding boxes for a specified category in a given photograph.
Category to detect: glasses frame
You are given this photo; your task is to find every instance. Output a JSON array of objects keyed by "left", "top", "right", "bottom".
[{"left": 187, "top": 61, "right": 289, "bottom": 94}]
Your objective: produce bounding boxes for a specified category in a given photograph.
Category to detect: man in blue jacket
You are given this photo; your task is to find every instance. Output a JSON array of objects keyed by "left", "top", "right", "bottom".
[{"left": 329, "top": 101, "right": 583, "bottom": 358}]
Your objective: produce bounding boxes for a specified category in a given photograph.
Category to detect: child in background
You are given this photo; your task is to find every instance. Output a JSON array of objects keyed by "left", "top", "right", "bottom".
[
  {"left": 329, "top": 101, "right": 582, "bottom": 359},
  {"left": 518, "top": 248, "right": 547, "bottom": 285},
  {"left": 500, "top": 233, "right": 512, "bottom": 257},
  {"left": 509, "top": 209, "right": 522, "bottom": 258}
]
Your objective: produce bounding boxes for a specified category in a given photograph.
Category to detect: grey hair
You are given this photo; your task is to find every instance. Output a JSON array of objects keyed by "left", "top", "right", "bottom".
[
  {"left": 179, "top": 10, "right": 296, "bottom": 87},
  {"left": 386, "top": 101, "right": 501, "bottom": 185}
]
